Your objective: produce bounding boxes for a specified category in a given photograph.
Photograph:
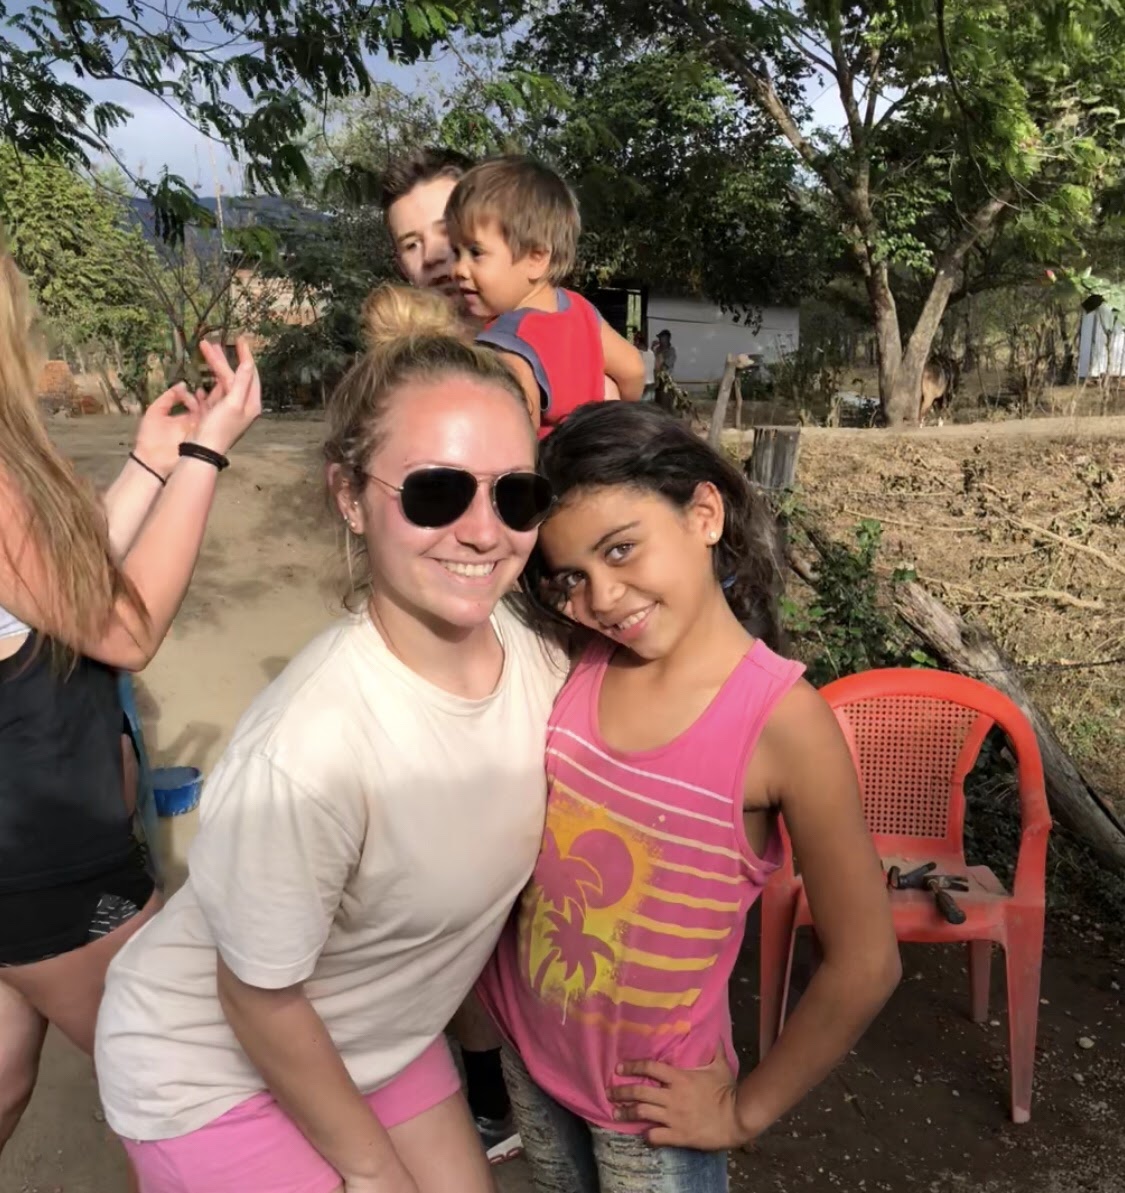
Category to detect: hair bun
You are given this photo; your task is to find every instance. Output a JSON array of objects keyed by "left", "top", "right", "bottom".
[{"left": 361, "top": 284, "right": 465, "bottom": 348}]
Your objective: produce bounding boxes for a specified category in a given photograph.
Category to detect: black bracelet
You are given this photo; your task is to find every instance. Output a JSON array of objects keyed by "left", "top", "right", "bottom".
[
  {"left": 129, "top": 451, "right": 167, "bottom": 486},
  {"left": 178, "top": 442, "right": 230, "bottom": 472}
]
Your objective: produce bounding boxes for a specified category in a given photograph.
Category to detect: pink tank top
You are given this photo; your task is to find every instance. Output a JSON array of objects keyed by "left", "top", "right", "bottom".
[{"left": 479, "top": 638, "right": 805, "bottom": 1130}]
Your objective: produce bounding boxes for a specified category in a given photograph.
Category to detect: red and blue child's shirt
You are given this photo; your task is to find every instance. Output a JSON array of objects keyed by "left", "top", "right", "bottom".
[{"left": 477, "top": 289, "right": 605, "bottom": 439}]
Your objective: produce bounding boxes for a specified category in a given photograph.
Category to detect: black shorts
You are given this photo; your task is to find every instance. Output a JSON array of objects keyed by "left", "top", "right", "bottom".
[{"left": 0, "top": 838, "right": 155, "bottom": 968}]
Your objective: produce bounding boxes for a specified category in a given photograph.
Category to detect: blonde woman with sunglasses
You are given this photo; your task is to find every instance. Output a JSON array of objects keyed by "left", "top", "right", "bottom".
[{"left": 95, "top": 285, "right": 566, "bottom": 1193}]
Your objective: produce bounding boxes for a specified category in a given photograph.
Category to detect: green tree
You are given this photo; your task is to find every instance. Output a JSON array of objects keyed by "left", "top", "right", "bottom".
[
  {"left": 493, "top": 0, "right": 1125, "bottom": 424},
  {"left": 0, "top": 0, "right": 477, "bottom": 220},
  {"left": 0, "top": 143, "right": 166, "bottom": 394},
  {"left": 523, "top": 47, "right": 836, "bottom": 308},
  {"left": 254, "top": 204, "right": 392, "bottom": 405}
]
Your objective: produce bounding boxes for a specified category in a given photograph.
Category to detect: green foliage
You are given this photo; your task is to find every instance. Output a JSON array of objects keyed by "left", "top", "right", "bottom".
[
  {"left": 485, "top": 0, "right": 1125, "bottom": 419},
  {"left": 0, "top": 1, "right": 483, "bottom": 232},
  {"left": 255, "top": 206, "right": 393, "bottom": 404},
  {"left": 0, "top": 144, "right": 166, "bottom": 388},
  {"left": 313, "top": 83, "right": 445, "bottom": 198},
  {"left": 784, "top": 517, "right": 935, "bottom": 686},
  {"left": 524, "top": 46, "right": 837, "bottom": 307},
  {"left": 1044, "top": 266, "right": 1125, "bottom": 316}
]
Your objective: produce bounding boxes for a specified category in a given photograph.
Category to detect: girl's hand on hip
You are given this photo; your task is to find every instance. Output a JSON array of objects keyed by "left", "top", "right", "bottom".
[
  {"left": 192, "top": 337, "right": 262, "bottom": 456},
  {"left": 608, "top": 1051, "right": 752, "bottom": 1150},
  {"left": 133, "top": 383, "right": 203, "bottom": 478}
]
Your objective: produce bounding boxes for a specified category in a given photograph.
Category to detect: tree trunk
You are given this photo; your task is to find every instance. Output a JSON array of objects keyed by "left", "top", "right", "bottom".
[
  {"left": 95, "top": 364, "right": 129, "bottom": 415},
  {"left": 894, "top": 581, "right": 1125, "bottom": 872},
  {"left": 707, "top": 355, "right": 742, "bottom": 449},
  {"left": 887, "top": 253, "right": 965, "bottom": 426},
  {"left": 962, "top": 300, "right": 977, "bottom": 374},
  {"left": 886, "top": 195, "right": 1011, "bottom": 426},
  {"left": 863, "top": 258, "right": 904, "bottom": 421}
]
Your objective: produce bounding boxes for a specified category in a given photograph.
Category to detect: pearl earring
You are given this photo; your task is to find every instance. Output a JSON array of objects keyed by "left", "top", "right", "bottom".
[{"left": 709, "top": 531, "right": 719, "bottom": 541}]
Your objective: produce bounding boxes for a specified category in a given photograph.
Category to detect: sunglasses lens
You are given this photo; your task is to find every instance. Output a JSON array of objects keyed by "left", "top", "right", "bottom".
[
  {"left": 494, "top": 473, "right": 554, "bottom": 532},
  {"left": 398, "top": 469, "right": 478, "bottom": 527}
]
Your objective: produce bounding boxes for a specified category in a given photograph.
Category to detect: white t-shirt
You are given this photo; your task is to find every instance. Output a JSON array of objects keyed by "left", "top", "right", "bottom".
[
  {"left": 95, "top": 602, "right": 566, "bottom": 1141},
  {"left": 0, "top": 602, "right": 29, "bottom": 641},
  {"left": 640, "top": 348, "right": 656, "bottom": 386}
]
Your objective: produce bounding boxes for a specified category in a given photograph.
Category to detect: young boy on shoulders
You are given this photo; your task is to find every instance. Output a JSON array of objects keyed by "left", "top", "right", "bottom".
[{"left": 445, "top": 155, "right": 644, "bottom": 436}]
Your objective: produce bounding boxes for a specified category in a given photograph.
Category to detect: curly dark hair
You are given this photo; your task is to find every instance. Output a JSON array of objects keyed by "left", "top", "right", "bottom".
[{"left": 520, "top": 402, "right": 786, "bottom": 651}]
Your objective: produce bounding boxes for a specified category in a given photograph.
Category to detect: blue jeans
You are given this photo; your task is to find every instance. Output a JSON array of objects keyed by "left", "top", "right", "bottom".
[{"left": 501, "top": 1046, "right": 729, "bottom": 1193}]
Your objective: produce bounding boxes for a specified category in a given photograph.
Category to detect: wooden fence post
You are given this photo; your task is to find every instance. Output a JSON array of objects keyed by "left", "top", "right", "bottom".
[
  {"left": 746, "top": 425, "right": 801, "bottom": 492},
  {"left": 742, "top": 427, "right": 802, "bottom": 631},
  {"left": 707, "top": 353, "right": 754, "bottom": 449}
]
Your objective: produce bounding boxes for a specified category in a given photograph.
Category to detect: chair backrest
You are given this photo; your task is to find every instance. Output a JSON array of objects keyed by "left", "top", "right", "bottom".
[{"left": 820, "top": 668, "right": 1044, "bottom": 857}]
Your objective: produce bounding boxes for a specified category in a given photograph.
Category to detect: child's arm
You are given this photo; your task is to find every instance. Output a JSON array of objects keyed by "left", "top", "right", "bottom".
[
  {"left": 610, "top": 681, "right": 899, "bottom": 1149},
  {"left": 600, "top": 322, "right": 645, "bottom": 402},
  {"left": 496, "top": 350, "right": 542, "bottom": 433}
]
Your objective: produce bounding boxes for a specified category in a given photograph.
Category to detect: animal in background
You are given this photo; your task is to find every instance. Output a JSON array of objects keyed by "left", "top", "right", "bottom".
[{"left": 920, "top": 355, "right": 959, "bottom": 425}]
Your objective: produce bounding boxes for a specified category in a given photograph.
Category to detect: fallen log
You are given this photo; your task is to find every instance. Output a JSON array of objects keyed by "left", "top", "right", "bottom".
[{"left": 893, "top": 580, "right": 1125, "bottom": 872}]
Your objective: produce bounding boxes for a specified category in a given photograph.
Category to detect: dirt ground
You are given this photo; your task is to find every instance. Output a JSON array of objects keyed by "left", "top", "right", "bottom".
[{"left": 3, "top": 413, "right": 1123, "bottom": 1193}]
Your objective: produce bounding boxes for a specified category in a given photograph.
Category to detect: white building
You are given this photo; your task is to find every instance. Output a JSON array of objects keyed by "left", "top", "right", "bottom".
[
  {"left": 1078, "top": 306, "right": 1124, "bottom": 380},
  {"left": 646, "top": 294, "right": 799, "bottom": 388}
]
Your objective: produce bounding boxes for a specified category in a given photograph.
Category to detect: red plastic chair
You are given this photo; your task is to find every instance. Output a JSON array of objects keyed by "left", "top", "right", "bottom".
[{"left": 758, "top": 668, "right": 1051, "bottom": 1122}]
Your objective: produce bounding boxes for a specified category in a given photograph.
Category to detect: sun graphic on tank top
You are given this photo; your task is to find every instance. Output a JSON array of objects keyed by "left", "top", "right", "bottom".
[{"left": 518, "top": 791, "right": 656, "bottom": 1017}]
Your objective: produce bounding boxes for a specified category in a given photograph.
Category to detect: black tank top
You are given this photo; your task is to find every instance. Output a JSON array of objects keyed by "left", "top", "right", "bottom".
[{"left": 0, "top": 632, "right": 132, "bottom": 893}]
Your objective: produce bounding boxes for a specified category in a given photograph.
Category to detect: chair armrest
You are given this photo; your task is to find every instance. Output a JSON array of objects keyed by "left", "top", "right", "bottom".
[{"left": 1012, "top": 819, "right": 1050, "bottom": 902}]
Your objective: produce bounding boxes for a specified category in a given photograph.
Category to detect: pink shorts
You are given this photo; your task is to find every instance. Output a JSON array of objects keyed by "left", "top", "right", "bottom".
[{"left": 122, "top": 1036, "right": 461, "bottom": 1193}]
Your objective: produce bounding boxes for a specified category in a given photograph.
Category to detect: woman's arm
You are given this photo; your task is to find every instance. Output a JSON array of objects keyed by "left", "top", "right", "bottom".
[
  {"left": 102, "top": 384, "right": 207, "bottom": 558},
  {"left": 600, "top": 323, "right": 645, "bottom": 402},
  {"left": 101, "top": 457, "right": 169, "bottom": 560},
  {"left": 611, "top": 681, "right": 899, "bottom": 1148},
  {"left": 218, "top": 962, "right": 417, "bottom": 1193},
  {"left": 192, "top": 751, "right": 410, "bottom": 1192},
  {"left": 0, "top": 342, "right": 259, "bottom": 671}
]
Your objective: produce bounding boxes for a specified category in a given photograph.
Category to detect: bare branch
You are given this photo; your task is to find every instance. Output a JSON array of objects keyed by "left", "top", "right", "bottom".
[
  {"left": 662, "top": 0, "right": 867, "bottom": 227},
  {"left": 753, "top": 0, "right": 836, "bottom": 73},
  {"left": 825, "top": 1, "right": 863, "bottom": 149},
  {"left": 863, "top": 45, "right": 882, "bottom": 131},
  {"left": 870, "top": 85, "right": 920, "bottom": 134}
]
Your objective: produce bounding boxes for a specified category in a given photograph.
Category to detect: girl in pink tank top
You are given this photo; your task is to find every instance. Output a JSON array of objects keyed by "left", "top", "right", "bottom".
[{"left": 480, "top": 403, "right": 900, "bottom": 1192}]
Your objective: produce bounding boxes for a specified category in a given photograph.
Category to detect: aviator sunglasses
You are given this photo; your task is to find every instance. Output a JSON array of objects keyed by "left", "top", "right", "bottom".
[{"left": 365, "top": 467, "right": 554, "bottom": 532}]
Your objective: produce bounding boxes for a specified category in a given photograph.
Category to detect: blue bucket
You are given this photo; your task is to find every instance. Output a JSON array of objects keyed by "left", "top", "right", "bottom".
[{"left": 152, "top": 766, "right": 203, "bottom": 817}]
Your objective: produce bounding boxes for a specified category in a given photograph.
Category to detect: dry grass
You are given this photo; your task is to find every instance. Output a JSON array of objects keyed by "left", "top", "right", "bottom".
[{"left": 725, "top": 416, "right": 1125, "bottom": 808}]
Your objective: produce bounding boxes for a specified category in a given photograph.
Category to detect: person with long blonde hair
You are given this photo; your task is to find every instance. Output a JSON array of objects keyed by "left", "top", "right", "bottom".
[{"left": 0, "top": 240, "right": 262, "bottom": 1150}]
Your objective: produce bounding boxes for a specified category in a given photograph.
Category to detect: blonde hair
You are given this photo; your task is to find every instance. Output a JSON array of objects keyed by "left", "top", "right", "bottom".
[
  {"left": 324, "top": 284, "right": 532, "bottom": 611},
  {"left": 445, "top": 156, "right": 580, "bottom": 285},
  {"left": 0, "top": 238, "right": 145, "bottom": 666}
]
